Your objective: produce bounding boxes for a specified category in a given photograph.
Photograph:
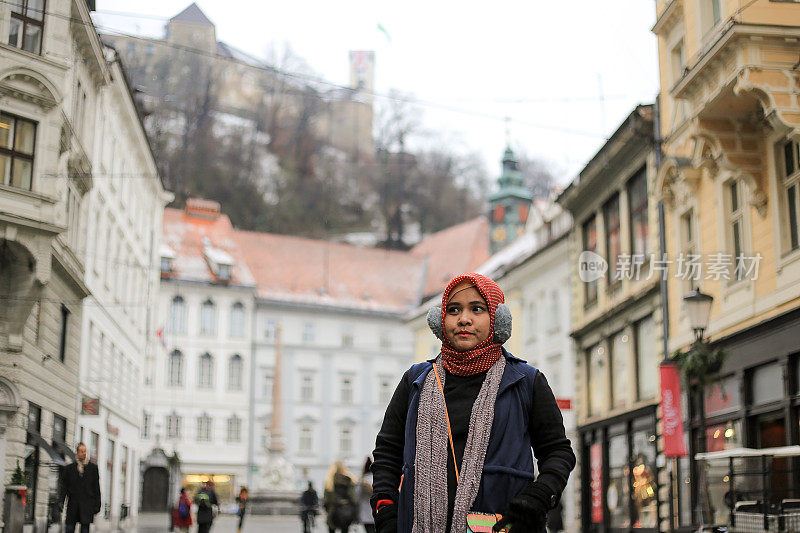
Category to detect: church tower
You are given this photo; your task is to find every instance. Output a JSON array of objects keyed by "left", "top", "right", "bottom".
[{"left": 489, "top": 146, "right": 533, "bottom": 253}]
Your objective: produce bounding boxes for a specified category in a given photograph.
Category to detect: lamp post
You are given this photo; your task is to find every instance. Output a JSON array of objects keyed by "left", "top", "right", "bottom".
[{"left": 682, "top": 287, "right": 714, "bottom": 526}]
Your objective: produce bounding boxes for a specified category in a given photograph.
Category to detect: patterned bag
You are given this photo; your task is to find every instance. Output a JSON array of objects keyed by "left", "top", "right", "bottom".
[{"left": 465, "top": 512, "right": 507, "bottom": 533}]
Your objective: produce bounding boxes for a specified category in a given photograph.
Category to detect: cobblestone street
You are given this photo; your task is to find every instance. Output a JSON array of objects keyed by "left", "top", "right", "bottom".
[{"left": 127, "top": 512, "right": 332, "bottom": 533}]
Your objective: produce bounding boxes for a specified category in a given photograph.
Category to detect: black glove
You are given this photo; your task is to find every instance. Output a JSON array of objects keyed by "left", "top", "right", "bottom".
[
  {"left": 493, "top": 482, "right": 553, "bottom": 533},
  {"left": 375, "top": 503, "right": 398, "bottom": 533}
]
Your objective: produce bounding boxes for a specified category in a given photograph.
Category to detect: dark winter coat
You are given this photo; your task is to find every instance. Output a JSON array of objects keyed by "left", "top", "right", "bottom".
[
  {"left": 371, "top": 349, "right": 576, "bottom": 532},
  {"left": 324, "top": 473, "right": 357, "bottom": 529},
  {"left": 59, "top": 461, "right": 101, "bottom": 525}
]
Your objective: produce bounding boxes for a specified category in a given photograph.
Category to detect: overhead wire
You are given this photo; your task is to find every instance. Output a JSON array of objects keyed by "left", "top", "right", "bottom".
[{"left": 2, "top": 0, "right": 614, "bottom": 139}]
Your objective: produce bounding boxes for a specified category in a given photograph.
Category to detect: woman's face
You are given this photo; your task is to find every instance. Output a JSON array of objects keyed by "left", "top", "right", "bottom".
[{"left": 444, "top": 281, "right": 491, "bottom": 351}]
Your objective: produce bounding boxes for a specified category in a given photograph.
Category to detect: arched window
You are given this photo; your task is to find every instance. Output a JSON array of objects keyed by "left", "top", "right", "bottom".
[
  {"left": 200, "top": 299, "right": 216, "bottom": 336},
  {"left": 196, "top": 413, "right": 213, "bottom": 442},
  {"left": 198, "top": 353, "right": 214, "bottom": 389},
  {"left": 230, "top": 302, "right": 245, "bottom": 337},
  {"left": 228, "top": 354, "right": 243, "bottom": 391},
  {"left": 227, "top": 415, "right": 241, "bottom": 442},
  {"left": 168, "top": 350, "right": 183, "bottom": 386},
  {"left": 169, "top": 296, "right": 186, "bottom": 334}
]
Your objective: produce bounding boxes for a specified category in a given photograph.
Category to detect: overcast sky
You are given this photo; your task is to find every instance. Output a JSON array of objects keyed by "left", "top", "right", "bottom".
[{"left": 94, "top": 1, "right": 660, "bottom": 185}]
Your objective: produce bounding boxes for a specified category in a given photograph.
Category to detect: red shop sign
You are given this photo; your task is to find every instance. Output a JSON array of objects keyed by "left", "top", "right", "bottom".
[
  {"left": 590, "top": 443, "right": 603, "bottom": 523},
  {"left": 660, "top": 363, "right": 688, "bottom": 457}
]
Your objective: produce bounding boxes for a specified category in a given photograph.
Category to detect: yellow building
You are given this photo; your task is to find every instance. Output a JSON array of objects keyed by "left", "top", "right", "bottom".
[{"left": 653, "top": 0, "right": 800, "bottom": 529}]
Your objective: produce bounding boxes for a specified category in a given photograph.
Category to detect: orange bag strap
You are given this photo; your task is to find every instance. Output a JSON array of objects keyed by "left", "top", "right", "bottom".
[{"left": 432, "top": 363, "right": 460, "bottom": 485}]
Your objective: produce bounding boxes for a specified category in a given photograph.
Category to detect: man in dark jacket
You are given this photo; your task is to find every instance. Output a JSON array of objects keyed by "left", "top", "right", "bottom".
[{"left": 58, "top": 443, "right": 101, "bottom": 533}]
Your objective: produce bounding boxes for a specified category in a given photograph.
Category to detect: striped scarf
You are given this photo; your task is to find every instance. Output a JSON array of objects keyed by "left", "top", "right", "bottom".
[{"left": 413, "top": 355, "right": 506, "bottom": 533}]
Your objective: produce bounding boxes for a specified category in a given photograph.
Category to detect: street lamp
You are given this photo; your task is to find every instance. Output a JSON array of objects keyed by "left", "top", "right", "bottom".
[{"left": 683, "top": 287, "right": 713, "bottom": 342}]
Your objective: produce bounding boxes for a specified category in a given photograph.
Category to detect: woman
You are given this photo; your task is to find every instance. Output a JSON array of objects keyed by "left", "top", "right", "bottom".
[
  {"left": 358, "top": 457, "right": 375, "bottom": 533},
  {"left": 324, "top": 461, "right": 357, "bottom": 533},
  {"left": 171, "top": 488, "right": 192, "bottom": 533},
  {"left": 371, "top": 273, "right": 576, "bottom": 533},
  {"left": 236, "top": 486, "right": 248, "bottom": 533}
]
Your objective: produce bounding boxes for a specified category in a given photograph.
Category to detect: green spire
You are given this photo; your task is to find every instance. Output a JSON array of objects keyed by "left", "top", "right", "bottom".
[{"left": 490, "top": 145, "right": 532, "bottom": 202}]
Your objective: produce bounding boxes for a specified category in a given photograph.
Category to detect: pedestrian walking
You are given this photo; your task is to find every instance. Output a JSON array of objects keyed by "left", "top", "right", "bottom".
[
  {"left": 358, "top": 457, "right": 375, "bottom": 533},
  {"left": 300, "top": 481, "right": 320, "bottom": 533},
  {"left": 195, "top": 490, "right": 214, "bottom": 533},
  {"left": 198, "top": 479, "right": 220, "bottom": 516},
  {"left": 371, "top": 273, "right": 576, "bottom": 533},
  {"left": 57, "top": 442, "right": 101, "bottom": 533},
  {"left": 324, "top": 461, "right": 356, "bottom": 533},
  {"left": 171, "top": 488, "right": 193, "bottom": 533},
  {"left": 235, "top": 486, "right": 248, "bottom": 533}
]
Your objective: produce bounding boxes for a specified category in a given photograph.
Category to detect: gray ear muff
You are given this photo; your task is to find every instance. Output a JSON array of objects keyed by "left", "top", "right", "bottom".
[
  {"left": 494, "top": 303, "right": 512, "bottom": 344},
  {"left": 427, "top": 306, "right": 444, "bottom": 340}
]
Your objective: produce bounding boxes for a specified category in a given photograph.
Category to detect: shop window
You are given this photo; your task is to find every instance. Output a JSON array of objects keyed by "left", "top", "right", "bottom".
[
  {"left": 751, "top": 364, "right": 784, "bottom": 405},
  {"left": 8, "top": 0, "right": 45, "bottom": 55},
  {"left": 611, "top": 331, "right": 631, "bottom": 408},
  {"left": 704, "top": 377, "right": 741, "bottom": 417},
  {"left": 706, "top": 420, "right": 741, "bottom": 452},
  {"left": 608, "top": 432, "right": 630, "bottom": 528},
  {"left": 632, "top": 429, "right": 658, "bottom": 528}
]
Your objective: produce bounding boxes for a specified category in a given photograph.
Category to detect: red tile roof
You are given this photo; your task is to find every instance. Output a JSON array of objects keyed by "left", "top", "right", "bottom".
[
  {"left": 233, "top": 230, "right": 426, "bottom": 315},
  {"left": 162, "top": 207, "right": 255, "bottom": 287},
  {"left": 410, "top": 217, "right": 491, "bottom": 299}
]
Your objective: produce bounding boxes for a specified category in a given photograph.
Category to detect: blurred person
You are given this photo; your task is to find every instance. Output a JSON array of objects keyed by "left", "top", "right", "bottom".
[
  {"left": 300, "top": 482, "right": 320, "bottom": 533},
  {"left": 235, "top": 486, "right": 248, "bottom": 533},
  {"left": 195, "top": 490, "right": 214, "bottom": 533},
  {"left": 171, "top": 488, "right": 193, "bottom": 533},
  {"left": 324, "top": 461, "right": 356, "bottom": 533},
  {"left": 358, "top": 457, "right": 375, "bottom": 533},
  {"left": 58, "top": 443, "right": 101, "bottom": 533},
  {"left": 370, "top": 273, "right": 576, "bottom": 533}
]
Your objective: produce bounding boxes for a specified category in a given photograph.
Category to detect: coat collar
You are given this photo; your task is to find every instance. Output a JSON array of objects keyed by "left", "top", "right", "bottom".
[{"left": 417, "top": 348, "right": 528, "bottom": 396}]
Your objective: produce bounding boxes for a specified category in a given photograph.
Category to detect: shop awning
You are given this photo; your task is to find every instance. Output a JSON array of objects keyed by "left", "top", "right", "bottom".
[
  {"left": 27, "top": 431, "right": 66, "bottom": 466},
  {"left": 695, "top": 445, "right": 800, "bottom": 461}
]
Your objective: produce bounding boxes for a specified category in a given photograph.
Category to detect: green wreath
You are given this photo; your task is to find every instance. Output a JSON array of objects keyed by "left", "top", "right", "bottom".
[{"left": 671, "top": 343, "right": 727, "bottom": 386}]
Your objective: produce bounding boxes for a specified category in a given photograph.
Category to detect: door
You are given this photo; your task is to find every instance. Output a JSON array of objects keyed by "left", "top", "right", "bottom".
[{"left": 141, "top": 467, "right": 169, "bottom": 511}]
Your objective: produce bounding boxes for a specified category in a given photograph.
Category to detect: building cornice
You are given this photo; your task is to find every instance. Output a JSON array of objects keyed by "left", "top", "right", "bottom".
[{"left": 254, "top": 297, "right": 406, "bottom": 319}]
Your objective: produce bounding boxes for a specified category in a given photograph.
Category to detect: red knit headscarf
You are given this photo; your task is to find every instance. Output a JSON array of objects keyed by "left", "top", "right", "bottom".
[{"left": 440, "top": 273, "right": 505, "bottom": 376}]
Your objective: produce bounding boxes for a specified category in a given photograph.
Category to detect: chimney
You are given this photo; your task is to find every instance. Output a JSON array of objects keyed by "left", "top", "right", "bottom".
[{"left": 185, "top": 198, "right": 221, "bottom": 220}]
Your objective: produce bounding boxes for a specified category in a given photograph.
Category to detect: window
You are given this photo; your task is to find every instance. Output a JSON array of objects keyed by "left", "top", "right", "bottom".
[
  {"left": 582, "top": 216, "right": 598, "bottom": 305},
  {"left": 378, "top": 376, "right": 392, "bottom": 405},
  {"left": 227, "top": 415, "right": 241, "bottom": 442},
  {"left": 198, "top": 353, "right": 214, "bottom": 389},
  {"left": 604, "top": 194, "right": 622, "bottom": 287},
  {"left": 196, "top": 414, "right": 212, "bottom": 442},
  {"left": 342, "top": 325, "right": 354, "bottom": 347},
  {"left": 548, "top": 290, "right": 560, "bottom": 332},
  {"left": 302, "top": 322, "right": 314, "bottom": 343},
  {"left": 635, "top": 316, "right": 657, "bottom": 400},
  {"left": 300, "top": 373, "right": 313, "bottom": 402},
  {"left": 299, "top": 425, "right": 313, "bottom": 453},
  {"left": 264, "top": 320, "right": 277, "bottom": 341},
  {"left": 168, "top": 350, "right": 183, "bottom": 386},
  {"left": 628, "top": 168, "right": 649, "bottom": 257},
  {"left": 379, "top": 331, "right": 391, "bottom": 350},
  {"left": 0, "top": 113, "right": 36, "bottom": 189},
  {"left": 680, "top": 209, "right": 699, "bottom": 291},
  {"left": 200, "top": 299, "right": 216, "bottom": 335},
  {"left": 587, "top": 344, "right": 608, "bottom": 416},
  {"left": 671, "top": 39, "right": 686, "bottom": 85},
  {"left": 166, "top": 413, "right": 181, "bottom": 440},
  {"left": 700, "top": 0, "right": 723, "bottom": 37},
  {"left": 780, "top": 138, "right": 800, "bottom": 252},
  {"left": 58, "top": 304, "right": 69, "bottom": 362},
  {"left": 228, "top": 355, "right": 243, "bottom": 390},
  {"left": 341, "top": 375, "right": 354, "bottom": 404},
  {"left": 24, "top": 403, "right": 41, "bottom": 521},
  {"left": 611, "top": 331, "right": 631, "bottom": 408},
  {"left": 141, "top": 412, "right": 151, "bottom": 439},
  {"left": 725, "top": 180, "right": 746, "bottom": 263},
  {"left": 751, "top": 364, "right": 783, "bottom": 405},
  {"left": 230, "top": 302, "right": 245, "bottom": 337},
  {"left": 73, "top": 80, "right": 86, "bottom": 137},
  {"left": 8, "top": 0, "right": 45, "bottom": 54},
  {"left": 339, "top": 426, "right": 353, "bottom": 456},
  {"left": 262, "top": 371, "right": 273, "bottom": 399},
  {"left": 169, "top": 296, "right": 185, "bottom": 334},
  {"left": 160, "top": 256, "right": 173, "bottom": 273}
]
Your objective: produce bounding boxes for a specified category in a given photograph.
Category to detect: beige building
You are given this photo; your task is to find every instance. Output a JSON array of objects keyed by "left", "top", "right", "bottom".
[
  {"left": 653, "top": 0, "right": 800, "bottom": 529},
  {"left": 559, "top": 105, "right": 664, "bottom": 532}
]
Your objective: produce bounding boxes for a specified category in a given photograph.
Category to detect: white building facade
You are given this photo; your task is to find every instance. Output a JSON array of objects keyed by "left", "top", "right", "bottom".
[
  {"left": 140, "top": 203, "right": 256, "bottom": 508},
  {"left": 74, "top": 48, "right": 170, "bottom": 527}
]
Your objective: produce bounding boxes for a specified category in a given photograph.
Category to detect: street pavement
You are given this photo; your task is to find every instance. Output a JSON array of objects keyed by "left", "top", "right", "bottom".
[{"left": 130, "top": 512, "right": 339, "bottom": 533}]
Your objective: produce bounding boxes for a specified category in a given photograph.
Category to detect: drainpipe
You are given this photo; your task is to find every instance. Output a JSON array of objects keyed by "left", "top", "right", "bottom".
[
  {"left": 654, "top": 95, "right": 669, "bottom": 360},
  {"left": 246, "top": 297, "right": 257, "bottom": 489}
]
